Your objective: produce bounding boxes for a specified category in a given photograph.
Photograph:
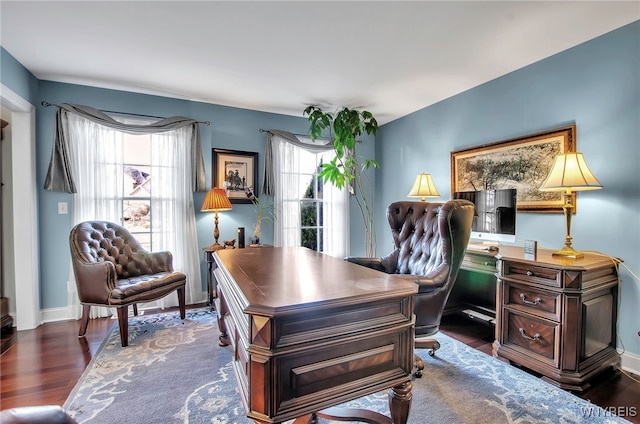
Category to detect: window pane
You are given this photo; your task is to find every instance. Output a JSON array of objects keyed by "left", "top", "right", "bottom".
[
  {"left": 123, "top": 133, "right": 151, "bottom": 165},
  {"left": 301, "top": 228, "right": 317, "bottom": 251},
  {"left": 124, "top": 165, "right": 151, "bottom": 198},
  {"left": 123, "top": 200, "right": 151, "bottom": 232},
  {"left": 132, "top": 231, "right": 152, "bottom": 251},
  {"left": 301, "top": 201, "right": 318, "bottom": 226}
]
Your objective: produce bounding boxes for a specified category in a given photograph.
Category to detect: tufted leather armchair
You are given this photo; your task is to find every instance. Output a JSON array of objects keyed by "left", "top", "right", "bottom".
[
  {"left": 69, "top": 221, "right": 186, "bottom": 347},
  {"left": 346, "top": 200, "right": 474, "bottom": 375}
]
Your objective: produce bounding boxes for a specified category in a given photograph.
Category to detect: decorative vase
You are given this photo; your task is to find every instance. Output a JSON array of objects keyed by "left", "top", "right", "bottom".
[{"left": 251, "top": 222, "right": 261, "bottom": 245}]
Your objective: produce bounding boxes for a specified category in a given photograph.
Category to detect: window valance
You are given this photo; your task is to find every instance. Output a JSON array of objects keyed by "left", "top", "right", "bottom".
[
  {"left": 261, "top": 129, "right": 333, "bottom": 195},
  {"left": 43, "top": 103, "right": 207, "bottom": 193}
]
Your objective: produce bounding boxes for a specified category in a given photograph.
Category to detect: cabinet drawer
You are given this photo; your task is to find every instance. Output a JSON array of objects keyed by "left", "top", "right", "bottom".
[
  {"left": 503, "top": 282, "right": 561, "bottom": 321},
  {"left": 503, "top": 310, "right": 559, "bottom": 366},
  {"left": 502, "top": 262, "right": 563, "bottom": 288},
  {"left": 462, "top": 252, "right": 498, "bottom": 274}
]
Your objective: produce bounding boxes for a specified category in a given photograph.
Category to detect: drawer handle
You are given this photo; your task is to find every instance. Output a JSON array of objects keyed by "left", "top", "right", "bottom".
[
  {"left": 519, "top": 328, "right": 541, "bottom": 341},
  {"left": 520, "top": 293, "right": 542, "bottom": 305},
  {"left": 526, "top": 270, "right": 534, "bottom": 277}
]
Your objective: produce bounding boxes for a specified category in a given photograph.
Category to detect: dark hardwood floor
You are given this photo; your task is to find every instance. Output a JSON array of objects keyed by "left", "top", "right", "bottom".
[{"left": 1, "top": 307, "right": 639, "bottom": 423}]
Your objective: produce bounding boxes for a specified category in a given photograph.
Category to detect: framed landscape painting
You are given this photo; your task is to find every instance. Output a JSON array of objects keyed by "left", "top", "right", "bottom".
[
  {"left": 451, "top": 125, "right": 576, "bottom": 213},
  {"left": 212, "top": 148, "right": 258, "bottom": 204}
]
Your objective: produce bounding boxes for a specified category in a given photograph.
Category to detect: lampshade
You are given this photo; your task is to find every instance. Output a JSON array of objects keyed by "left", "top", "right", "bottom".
[
  {"left": 201, "top": 188, "right": 233, "bottom": 212},
  {"left": 539, "top": 153, "right": 602, "bottom": 192},
  {"left": 408, "top": 173, "right": 440, "bottom": 201},
  {"left": 539, "top": 152, "right": 601, "bottom": 259}
]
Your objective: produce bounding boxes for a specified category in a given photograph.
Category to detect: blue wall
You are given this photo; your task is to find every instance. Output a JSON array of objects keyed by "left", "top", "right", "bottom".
[
  {"left": 376, "top": 21, "right": 640, "bottom": 355},
  {"left": 1, "top": 47, "right": 38, "bottom": 104}
]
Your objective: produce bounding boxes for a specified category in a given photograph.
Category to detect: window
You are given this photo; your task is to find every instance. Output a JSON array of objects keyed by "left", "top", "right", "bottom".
[
  {"left": 122, "top": 131, "right": 152, "bottom": 249},
  {"left": 295, "top": 156, "right": 325, "bottom": 251},
  {"left": 64, "top": 113, "right": 203, "bottom": 317},
  {"left": 272, "top": 135, "right": 349, "bottom": 257}
]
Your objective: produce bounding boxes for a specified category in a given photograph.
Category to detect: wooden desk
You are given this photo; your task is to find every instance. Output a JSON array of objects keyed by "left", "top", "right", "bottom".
[{"left": 213, "top": 247, "right": 417, "bottom": 424}]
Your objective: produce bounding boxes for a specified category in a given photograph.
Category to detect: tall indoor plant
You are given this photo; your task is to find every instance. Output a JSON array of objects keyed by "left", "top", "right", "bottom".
[{"left": 303, "top": 106, "right": 379, "bottom": 257}]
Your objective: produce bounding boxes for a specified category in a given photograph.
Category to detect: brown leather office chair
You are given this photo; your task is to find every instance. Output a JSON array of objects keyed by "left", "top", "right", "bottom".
[
  {"left": 346, "top": 200, "right": 474, "bottom": 376},
  {"left": 69, "top": 221, "right": 187, "bottom": 347}
]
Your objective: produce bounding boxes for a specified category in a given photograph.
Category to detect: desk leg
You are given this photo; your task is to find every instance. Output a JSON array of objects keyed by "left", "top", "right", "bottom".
[
  {"left": 217, "top": 291, "right": 230, "bottom": 347},
  {"left": 207, "top": 261, "right": 214, "bottom": 308},
  {"left": 388, "top": 381, "right": 412, "bottom": 424}
]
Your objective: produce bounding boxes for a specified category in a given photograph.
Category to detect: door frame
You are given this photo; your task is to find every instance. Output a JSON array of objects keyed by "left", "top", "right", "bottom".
[{"left": 1, "top": 83, "right": 40, "bottom": 330}]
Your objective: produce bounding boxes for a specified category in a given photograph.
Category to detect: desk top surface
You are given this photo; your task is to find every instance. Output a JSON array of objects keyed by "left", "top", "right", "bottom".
[
  {"left": 214, "top": 247, "right": 418, "bottom": 314},
  {"left": 465, "top": 243, "right": 616, "bottom": 270}
]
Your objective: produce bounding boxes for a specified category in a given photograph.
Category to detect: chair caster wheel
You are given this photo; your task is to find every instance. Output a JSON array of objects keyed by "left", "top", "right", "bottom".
[
  {"left": 413, "top": 354, "right": 425, "bottom": 378},
  {"left": 428, "top": 340, "right": 441, "bottom": 356}
]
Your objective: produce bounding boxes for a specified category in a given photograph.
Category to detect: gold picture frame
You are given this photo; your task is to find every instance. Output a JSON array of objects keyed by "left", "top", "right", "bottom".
[
  {"left": 451, "top": 125, "right": 576, "bottom": 213},
  {"left": 212, "top": 148, "right": 258, "bottom": 204}
]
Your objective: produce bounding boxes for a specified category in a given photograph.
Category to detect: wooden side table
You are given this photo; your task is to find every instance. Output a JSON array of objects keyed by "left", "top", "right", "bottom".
[{"left": 202, "top": 247, "right": 219, "bottom": 309}]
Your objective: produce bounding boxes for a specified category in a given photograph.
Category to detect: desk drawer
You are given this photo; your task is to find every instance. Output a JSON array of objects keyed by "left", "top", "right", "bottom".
[
  {"left": 503, "top": 282, "right": 561, "bottom": 320},
  {"left": 503, "top": 309, "right": 559, "bottom": 365},
  {"left": 502, "top": 262, "right": 563, "bottom": 288},
  {"left": 462, "top": 252, "right": 497, "bottom": 274}
]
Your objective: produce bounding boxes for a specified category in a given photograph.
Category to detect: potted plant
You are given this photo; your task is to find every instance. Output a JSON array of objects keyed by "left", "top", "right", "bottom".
[
  {"left": 303, "top": 106, "right": 379, "bottom": 257},
  {"left": 247, "top": 192, "right": 276, "bottom": 245}
]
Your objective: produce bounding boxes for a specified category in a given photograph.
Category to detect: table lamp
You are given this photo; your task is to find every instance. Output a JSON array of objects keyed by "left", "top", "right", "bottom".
[
  {"left": 408, "top": 173, "right": 440, "bottom": 201},
  {"left": 539, "top": 152, "right": 602, "bottom": 259},
  {"left": 201, "top": 188, "right": 233, "bottom": 250}
]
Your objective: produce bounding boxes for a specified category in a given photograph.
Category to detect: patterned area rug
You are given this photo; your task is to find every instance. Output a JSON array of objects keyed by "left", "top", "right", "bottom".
[{"left": 64, "top": 308, "right": 629, "bottom": 424}]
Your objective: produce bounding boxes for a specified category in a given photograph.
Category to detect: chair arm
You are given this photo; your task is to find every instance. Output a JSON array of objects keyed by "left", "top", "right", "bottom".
[
  {"left": 144, "top": 250, "right": 174, "bottom": 273},
  {"left": 386, "top": 264, "right": 450, "bottom": 294},
  {"left": 72, "top": 260, "right": 117, "bottom": 304},
  {"left": 412, "top": 263, "right": 450, "bottom": 293},
  {"left": 344, "top": 257, "right": 387, "bottom": 273}
]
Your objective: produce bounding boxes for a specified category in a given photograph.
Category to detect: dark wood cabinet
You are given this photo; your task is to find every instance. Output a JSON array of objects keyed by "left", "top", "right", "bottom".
[
  {"left": 492, "top": 247, "right": 620, "bottom": 392},
  {"left": 449, "top": 244, "right": 620, "bottom": 391}
]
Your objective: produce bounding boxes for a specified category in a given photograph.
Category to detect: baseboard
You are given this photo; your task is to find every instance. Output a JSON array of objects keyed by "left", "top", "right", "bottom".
[
  {"left": 620, "top": 350, "right": 640, "bottom": 376},
  {"left": 41, "top": 306, "right": 74, "bottom": 323},
  {"left": 40, "top": 292, "right": 210, "bottom": 324}
]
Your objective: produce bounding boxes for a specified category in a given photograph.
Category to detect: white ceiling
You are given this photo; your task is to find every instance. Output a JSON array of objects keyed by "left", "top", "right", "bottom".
[{"left": 1, "top": 1, "right": 638, "bottom": 124}]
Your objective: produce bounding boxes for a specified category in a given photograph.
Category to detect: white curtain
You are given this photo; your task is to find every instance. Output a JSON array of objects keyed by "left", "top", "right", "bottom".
[
  {"left": 67, "top": 114, "right": 123, "bottom": 318},
  {"left": 67, "top": 115, "right": 203, "bottom": 319},
  {"left": 320, "top": 148, "right": 349, "bottom": 258},
  {"left": 271, "top": 134, "right": 349, "bottom": 257},
  {"left": 150, "top": 126, "right": 203, "bottom": 305}
]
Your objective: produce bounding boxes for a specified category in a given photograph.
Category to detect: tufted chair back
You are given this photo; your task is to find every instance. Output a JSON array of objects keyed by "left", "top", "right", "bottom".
[
  {"left": 69, "top": 220, "right": 186, "bottom": 347},
  {"left": 71, "top": 221, "right": 170, "bottom": 280},
  {"left": 381, "top": 201, "right": 451, "bottom": 276}
]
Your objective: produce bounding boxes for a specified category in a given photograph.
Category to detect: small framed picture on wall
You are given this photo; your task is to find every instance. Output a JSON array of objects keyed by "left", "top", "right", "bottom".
[{"left": 212, "top": 148, "right": 258, "bottom": 204}]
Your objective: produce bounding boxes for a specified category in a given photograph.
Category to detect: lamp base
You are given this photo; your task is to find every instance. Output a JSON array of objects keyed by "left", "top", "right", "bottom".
[{"left": 552, "top": 244, "right": 584, "bottom": 259}]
